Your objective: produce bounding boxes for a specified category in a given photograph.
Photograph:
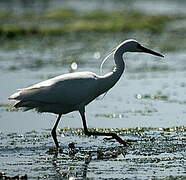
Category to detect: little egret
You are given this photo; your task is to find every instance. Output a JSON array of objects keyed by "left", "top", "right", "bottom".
[{"left": 9, "top": 39, "right": 164, "bottom": 148}]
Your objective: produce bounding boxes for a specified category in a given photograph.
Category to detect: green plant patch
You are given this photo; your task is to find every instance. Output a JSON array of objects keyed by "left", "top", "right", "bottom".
[{"left": 0, "top": 9, "right": 182, "bottom": 38}]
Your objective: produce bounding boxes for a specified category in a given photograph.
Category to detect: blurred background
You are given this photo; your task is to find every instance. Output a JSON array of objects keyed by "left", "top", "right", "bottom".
[{"left": 1, "top": 0, "right": 186, "bottom": 132}]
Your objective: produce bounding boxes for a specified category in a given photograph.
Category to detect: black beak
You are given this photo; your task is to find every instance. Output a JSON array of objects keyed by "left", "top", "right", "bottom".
[{"left": 140, "top": 45, "right": 164, "bottom": 58}]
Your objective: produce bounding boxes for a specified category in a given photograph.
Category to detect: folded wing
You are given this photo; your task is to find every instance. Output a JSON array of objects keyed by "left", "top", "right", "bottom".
[{"left": 9, "top": 72, "right": 99, "bottom": 113}]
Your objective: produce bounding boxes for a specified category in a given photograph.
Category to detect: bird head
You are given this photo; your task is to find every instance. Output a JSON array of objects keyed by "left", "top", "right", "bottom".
[{"left": 116, "top": 39, "right": 164, "bottom": 57}]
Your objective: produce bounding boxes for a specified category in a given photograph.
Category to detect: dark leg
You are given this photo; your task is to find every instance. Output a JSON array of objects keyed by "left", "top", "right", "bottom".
[
  {"left": 51, "top": 114, "right": 62, "bottom": 148},
  {"left": 79, "top": 110, "right": 129, "bottom": 146}
]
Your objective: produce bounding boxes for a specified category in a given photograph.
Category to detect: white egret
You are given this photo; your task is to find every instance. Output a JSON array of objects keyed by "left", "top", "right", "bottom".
[{"left": 9, "top": 39, "right": 164, "bottom": 148}]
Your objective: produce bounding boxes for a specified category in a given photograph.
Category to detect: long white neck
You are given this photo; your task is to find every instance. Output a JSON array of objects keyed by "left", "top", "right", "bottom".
[{"left": 97, "top": 48, "right": 125, "bottom": 95}]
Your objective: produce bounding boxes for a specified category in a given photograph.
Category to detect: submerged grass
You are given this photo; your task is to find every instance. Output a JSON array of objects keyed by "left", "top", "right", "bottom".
[{"left": 0, "top": 9, "right": 182, "bottom": 38}]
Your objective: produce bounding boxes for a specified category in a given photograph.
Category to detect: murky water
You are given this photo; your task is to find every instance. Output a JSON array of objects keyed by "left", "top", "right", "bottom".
[{"left": 0, "top": 0, "right": 186, "bottom": 179}]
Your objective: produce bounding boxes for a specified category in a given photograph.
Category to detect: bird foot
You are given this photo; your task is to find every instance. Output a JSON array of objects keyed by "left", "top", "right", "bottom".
[
  {"left": 104, "top": 137, "right": 132, "bottom": 147},
  {"left": 120, "top": 140, "right": 133, "bottom": 147}
]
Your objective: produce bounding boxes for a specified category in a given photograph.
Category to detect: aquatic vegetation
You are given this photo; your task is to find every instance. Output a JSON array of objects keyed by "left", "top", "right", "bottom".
[
  {"left": 57, "top": 126, "right": 186, "bottom": 135},
  {"left": 45, "top": 9, "right": 76, "bottom": 19},
  {"left": 135, "top": 93, "right": 169, "bottom": 101},
  {"left": 95, "top": 107, "right": 158, "bottom": 118},
  {"left": 0, "top": 126, "right": 185, "bottom": 179},
  {"left": 135, "top": 93, "right": 186, "bottom": 105},
  {"left": 95, "top": 113, "right": 124, "bottom": 119},
  {"left": 0, "top": 9, "right": 182, "bottom": 38},
  {"left": 0, "top": 4, "right": 185, "bottom": 180},
  {"left": 0, "top": 9, "right": 185, "bottom": 52}
]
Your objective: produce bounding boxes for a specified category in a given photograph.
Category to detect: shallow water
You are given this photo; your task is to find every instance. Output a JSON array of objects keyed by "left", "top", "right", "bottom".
[
  {"left": 1, "top": 35, "right": 186, "bottom": 179},
  {"left": 0, "top": 127, "right": 185, "bottom": 179},
  {"left": 0, "top": 0, "right": 186, "bottom": 179},
  {"left": 1, "top": 41, "right": 186, "bottom": 132}
]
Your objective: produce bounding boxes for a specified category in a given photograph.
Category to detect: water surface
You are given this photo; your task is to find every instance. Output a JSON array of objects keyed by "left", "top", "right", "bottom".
[{"left": 0, "top": 0, "right": 186, "bottom": 179}]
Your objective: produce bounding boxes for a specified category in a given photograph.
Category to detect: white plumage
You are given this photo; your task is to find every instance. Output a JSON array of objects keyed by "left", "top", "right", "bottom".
[
  {"left": 9, "top": 72, "right": 100, "bottom": 114},
  {"left": 9, "top": 39, "right": 164, "bottom": 149}
]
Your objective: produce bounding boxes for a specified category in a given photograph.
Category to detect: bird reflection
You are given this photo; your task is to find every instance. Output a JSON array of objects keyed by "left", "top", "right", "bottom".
[
  {"left": 51, "top": 143, "right": 128, "bottom": 179},
  {"left": 51, "top": 149, "right": 91, "bottom": 179}
]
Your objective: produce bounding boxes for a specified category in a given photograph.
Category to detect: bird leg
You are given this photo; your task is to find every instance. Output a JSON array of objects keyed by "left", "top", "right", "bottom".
[
  {"left": 79, "top": 110, "right": 129, "bottom": 146},
  {"left": 51, "top": 114, "right": 62, "bottom": 149}
]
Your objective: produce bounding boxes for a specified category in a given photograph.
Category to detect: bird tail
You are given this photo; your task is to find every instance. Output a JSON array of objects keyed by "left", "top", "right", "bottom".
[{"left": 13, "top": 100, "right": 37, "bottom": 108}]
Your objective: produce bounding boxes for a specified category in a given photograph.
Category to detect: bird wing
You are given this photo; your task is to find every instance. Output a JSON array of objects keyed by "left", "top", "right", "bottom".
[{"left": 9, "top": 71, "right": 99, "bottom": 106}]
